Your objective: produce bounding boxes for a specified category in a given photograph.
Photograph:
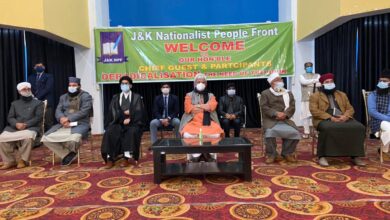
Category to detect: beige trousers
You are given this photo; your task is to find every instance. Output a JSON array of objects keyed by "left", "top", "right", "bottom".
[{"left": 0, "top": 139, "right": 33, "bottom": 164}]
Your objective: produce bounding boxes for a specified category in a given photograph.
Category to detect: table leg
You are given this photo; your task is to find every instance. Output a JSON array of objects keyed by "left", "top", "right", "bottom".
[
  {"left": 153, "top": 150, "right": 162, "bottom": 184},
  {"left": 242, "top": 148, "right": 252, "bottom": 181}
]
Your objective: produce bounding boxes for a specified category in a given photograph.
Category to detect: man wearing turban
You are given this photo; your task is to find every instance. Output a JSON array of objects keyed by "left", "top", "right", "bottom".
[
  {"left": 260, "top": 72, "right": 300, "bottom": 164},
  {"left": 310, "top": 73, "right": 366, "bottom": 166},
  {"left": 0, "top": 82, "right": 44, "bottom": 169}
]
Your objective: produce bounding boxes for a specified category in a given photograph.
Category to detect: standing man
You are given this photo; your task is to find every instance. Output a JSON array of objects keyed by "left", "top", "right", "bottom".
[
  {"left": 150, "top": 83, "right": 180, "bottom": 144},
  {"left": 260, "top": 73, "right": 300, "bottom": 164},
  {"left": 27, "top": 63, "right": 54, "bottom": 129},
  {"left": 299, "top": 62, "right": 321, "bottom": 138},
  {"left": 42, "top": 77, "right": 93, "bottom": 166},
  {"left": 218, "top": 83, "right": 244, "bottom": 137},
  {"left": 368, "top": 69, "right": 390, "bottom": 155},
  {"left": 0, "top": 82, "right": 43, "bottom": 169}
]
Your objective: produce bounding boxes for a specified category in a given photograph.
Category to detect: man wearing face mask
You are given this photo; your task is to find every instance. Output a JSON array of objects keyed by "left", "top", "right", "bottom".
[
  {"left": 42, "top": 77, "right": 93, "bottom": 166},
  {"left": 218, "top": 83, "right": 244, "bottom": 137},
  {"left": 150, "top": 83, "right": 180, "bottom": 144},
  {"left": 368, "top": 69, "right": 390, "bottom": 156},
  {"left": 179, "top": 73, "right": 223, "bottom": 162},
  {"left": 0, "top": 82, "right": 44, "bottom": 169},
  {"left": 299, "top": 62, "right": 321, "bottom": 138},
  {"left": 101, "top": 76, "right": 146, "bottom": 169},
  {"left": 27, "top": 63, "right": 54, "bottom": 129},
  {"left": 260, "top": 72, "right": 300, "bottom": 164},
  {"left": 310, "top": 73, "right": 366, "bottom": 167}
]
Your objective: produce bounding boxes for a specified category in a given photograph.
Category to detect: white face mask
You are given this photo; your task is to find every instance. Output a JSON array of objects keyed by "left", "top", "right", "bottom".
[
  {"left": 274, "top": 81, "right": 285, "bottom": 91},
  {"left": 161, "top": 88, "right": 170, "bottom": 94},
  {"left": 227, "top": 89, "right": 236, "bottom": 96},
  {"left": 196, "top": 83, "right": 206, "bottom": 91},
  {"left": 20, "top": 91, "right": 32, "bottom": 97},
  {"left": 323, "top": 83, "right": 336, "bottom": 90},
  {"left": 68, "top": 86, "right": 78, "bottom": 94}
]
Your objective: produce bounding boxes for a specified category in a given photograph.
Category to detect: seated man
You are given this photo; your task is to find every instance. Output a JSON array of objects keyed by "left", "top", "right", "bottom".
[
  {"left": 260, "top": 72, "right": 300, "bottom": 164},
  {"left": 101, "top": 76, "right": 146, "bottom": 169},
  {"left": 179, "top": 73, "right": 224, "bottom": 162},
  {"left": 0, "top": 82, "right": 44, "bottom": 169},
  {"left": 150, "top": 82, "right": 180, "bottom": 144},
  {"left": 368, "top": 69, "right": 390, "bottom": 155},
  {"left": 310, "top": 73, "right": 366, "bottom": 166},
  {"left": 218, "top": 83, "right": 244, "bottom": 137},
  {"left": 42, "top": 77, "right": 93, "bottom": 166}
]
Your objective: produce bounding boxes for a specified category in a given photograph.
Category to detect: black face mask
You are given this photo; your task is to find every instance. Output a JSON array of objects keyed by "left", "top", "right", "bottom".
[
  {"left": 377, "top": 87, "right": 390, "bottom": 95},
  {"left": 21, "top": 96, "right": 33, "bottom": 102}
]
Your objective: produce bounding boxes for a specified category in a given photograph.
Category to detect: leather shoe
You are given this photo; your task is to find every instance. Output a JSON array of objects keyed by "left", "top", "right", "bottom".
[
  {"left": 61, "top": 152, "right": 77, "bottom": 166},
  {"left": 284, "top": 154, "right": 297, "bottom": 163},
  {"left": 17, "top": 160, "right": 27, "bottom": 169},
  {"left": 0, "top": 163, "right": 16, "bottom": 170},
  {"left": 265, "top": 156, "right": 275, "bottom": 164},
  {"left": 103, "top": 161, "right": 114, "bottom": 169},
  {"left": 120, "top": 159, "right": 130, "bottom": 167}
]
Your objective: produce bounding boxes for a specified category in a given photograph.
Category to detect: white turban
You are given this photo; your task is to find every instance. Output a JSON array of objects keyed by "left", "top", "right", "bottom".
[
  {"left": 267, "top": 72, "right": 280, "bottom": 84},
  {"left": 16, "top": 82, "right": 31, "bottom": 91},
  {"left": 194, "top": 73, "right": 207, "bottom": 82}
]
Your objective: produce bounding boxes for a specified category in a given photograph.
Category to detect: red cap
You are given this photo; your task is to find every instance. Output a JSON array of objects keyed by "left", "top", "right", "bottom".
[{"left": 319, "top": 73, "right": 334, "bottom": 84}]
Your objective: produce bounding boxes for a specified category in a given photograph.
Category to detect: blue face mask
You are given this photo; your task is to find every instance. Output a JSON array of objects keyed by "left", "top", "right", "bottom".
[
  {"left": 305, "top": 67, "right": 313, "bottom": 73},
  {"left": 35, "top": 67, "right": 45, "bottom": 73},
  {"left": 323, "top": 83, "right": 336, "bottom": 90},
  {"left": 377, "top": 81, "right": 389, "bottom": 89},
  {"left": 120, "top": 84, "right": 130, "bottom": 92}
]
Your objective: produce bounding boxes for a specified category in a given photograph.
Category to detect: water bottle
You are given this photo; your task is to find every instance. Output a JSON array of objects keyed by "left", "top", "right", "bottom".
[{"left": 199, "top": 128, "right": 203, "bottom": 144}]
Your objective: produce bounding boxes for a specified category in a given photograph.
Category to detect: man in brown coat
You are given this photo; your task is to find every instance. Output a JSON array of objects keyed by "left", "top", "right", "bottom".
[
  {"left": 260, "top": 72, "right": 300, "bottom": 164},
  {"left": 309, "top": 73, "right": 366, "bottom": 166}
]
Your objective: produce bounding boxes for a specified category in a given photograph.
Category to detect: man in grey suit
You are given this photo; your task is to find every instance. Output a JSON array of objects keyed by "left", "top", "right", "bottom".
[
  {"left": 0, "top": 82, "right": 44, "bottom": 169},
  {"left": 260, "top": 72, "right": 300, "bottom": 164},
  {"left": 42, "top": 77, "right": 93, "bottom": 166}
]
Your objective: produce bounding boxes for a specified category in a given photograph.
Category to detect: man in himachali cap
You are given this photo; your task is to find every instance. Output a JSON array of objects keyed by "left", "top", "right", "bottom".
[{"left": 68, "top": 77, "right": 81, "bottom": 84}]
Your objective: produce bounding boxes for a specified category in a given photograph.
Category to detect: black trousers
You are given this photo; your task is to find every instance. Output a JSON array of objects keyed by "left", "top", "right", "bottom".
[{"left": 221, "top": 118, "right": 241, "bottom": 137}]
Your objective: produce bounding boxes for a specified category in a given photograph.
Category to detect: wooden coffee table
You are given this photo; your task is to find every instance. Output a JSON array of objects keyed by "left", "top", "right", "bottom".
[{"left": 151, "top": 137, "right": 253, "bottom": 183}]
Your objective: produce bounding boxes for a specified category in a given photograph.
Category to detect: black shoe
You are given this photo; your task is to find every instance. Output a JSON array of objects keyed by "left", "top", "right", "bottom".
[
  {"left": 189, "top": 155, "right": 201, "bottom": 163},
  {"left": 203, "top": 153, "right": 216, "bottom": 162},
  {"left": 370, "top": 133, "right": 379, "bottom": 139},
  {"left": 61, "top": 152, "right": 77, "bottom": 166}
]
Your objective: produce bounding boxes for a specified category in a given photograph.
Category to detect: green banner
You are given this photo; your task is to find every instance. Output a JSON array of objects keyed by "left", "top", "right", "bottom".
[{"left": 94, "top": 22, "right": 294, "bottom": 83}]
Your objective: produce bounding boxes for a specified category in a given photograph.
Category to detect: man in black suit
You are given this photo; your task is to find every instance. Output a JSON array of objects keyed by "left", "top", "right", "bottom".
[
  {"left": 27, "top": 63, "right": 54, "bottom": 129},
  {"left": 150, "top": 83, "right": 180, "bottom": 143},
  {"left": 218, "top": 83, "right": 244, "bottom": 137}
]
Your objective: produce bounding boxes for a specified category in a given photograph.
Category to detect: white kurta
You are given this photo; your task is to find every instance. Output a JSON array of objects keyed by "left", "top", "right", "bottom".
[
  {"left": 380, "top": 121, "right": 390, "bottom": 152},
  {"left": 299, "top": 74, "right": 320, "bottom": 120}
]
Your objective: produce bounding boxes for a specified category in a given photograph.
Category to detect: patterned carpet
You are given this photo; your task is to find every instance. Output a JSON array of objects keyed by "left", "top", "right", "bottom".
[{"left": 0, "top": 128, "right": 389, "bottom": 220}]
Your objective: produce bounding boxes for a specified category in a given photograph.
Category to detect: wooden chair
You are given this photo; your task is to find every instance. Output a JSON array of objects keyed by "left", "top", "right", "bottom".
[
  {"left": 29, "top": 100, "right": 48, "bottom": 166},
  {"left": 362, "top": 89, "right": 384, "bottom": 163},
  {"left": 240, "top": 104, "right": 247, "bottom": 137},
  {"left": 51, "top": 104, "right": 94, "bottom": 167},
  {"left": 256, "top": 93, "right": 265, "bottom": 156},
  {"left": 310, "top": 126, "right": 318, "bottom": 156}
]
